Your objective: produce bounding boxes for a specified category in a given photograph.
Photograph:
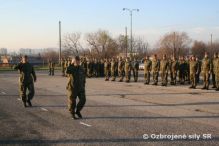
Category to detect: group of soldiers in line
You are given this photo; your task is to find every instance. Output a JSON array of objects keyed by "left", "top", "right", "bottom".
[{"left": 61, "top": 52, "right": 219, "bottom": 91}]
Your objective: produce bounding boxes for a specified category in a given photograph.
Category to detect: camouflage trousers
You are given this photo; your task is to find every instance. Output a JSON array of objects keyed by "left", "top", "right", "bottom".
[
  {"left": 67, "top": 89, "right": 86, "bottom": 114},
  {"left": 178, "top": 70, "right": 185, "bottom": 84},
  {"left": 190, "top": 73, "right": 197, "bottom": 87},
  {"left": 202, "top": 72, "right": 210, "bottom": 88},
  {"left": 105, "top": 69, "right": 110, "bottom": 80},
  {"left": 170, "top": 72, "right": 177, "bottom": 85},
  {"left": 19, "top": 83, "right": 35, "bottom": 102},
  {"left": 161, "top": 71, "right": 168, "bottom": 85},
  {"left": 111, "top": 70, "right": 116, "bottom": 81},
  {"left": 153, "top": 71, "right": 159, "bottom": 84},
  {"left": 125, "top": 71, "right": 131, "bottom": 82},
  {"left": 144, "top": 71, "right": 150, "bottom": 84},
  {"left": 118, "top": 70, "right": 124, "bottom": 81}
]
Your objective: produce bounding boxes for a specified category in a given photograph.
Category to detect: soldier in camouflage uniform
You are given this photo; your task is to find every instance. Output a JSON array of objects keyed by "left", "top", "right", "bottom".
[
  {"left": 125, "top": 57, "right": 132, "bottom": 83},
  {"left": 189, "top": 55, "right": 199, "bottom": 89},
  {"left": 170, "top": 56, "right": 178, "bottom": 85},
  {"left": 64, "top": 58, "right": 69, "bottom": 77},
  {"left": 66, "top": 56, "right": 86, "bottom": 120},
  {"left": 160, "top": 54, "right": 169, "bottom": 86},
  {"left": 144, "top": 56, "right": 152, "bottom": 85},
  {"left": 104, "top": 59, "right": 111, "bottom": 81},
  {"left": 178, "top": 56, "right": 186, "bottom": 84},
  {"left": 201, "top": 52, "right": 212, "bottom": 90},
  {"left": 111, "top": 58, "right": 116, "bottom": 81},
  {"left": 212, "top": 53, "right": 218, "bottom": 88},
  {"left": 152, "top": 54, "right": 160, "bottom": 85},
  {"left": 133, "top": 58, "right": 139, "bottom": 82},
  {"left": 48, "top": 60, "right": 55, "bottom": 76},
  {"left": 14, "top": 55, "right": 36, "bottom": 107},
  {"left": 118, "top": 57, "right": 125, "bottom": 82},
  {"left": 185, "top": 56, "right": 190, "bottom": 84}
]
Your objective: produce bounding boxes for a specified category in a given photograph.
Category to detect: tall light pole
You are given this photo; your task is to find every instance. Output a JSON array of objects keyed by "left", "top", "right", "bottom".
[
  {"left": 123, "top": 8, "right": 139, "bottom": 56},
  {"left": 59, "top": 21, "right": 62, "bottom": 66}
]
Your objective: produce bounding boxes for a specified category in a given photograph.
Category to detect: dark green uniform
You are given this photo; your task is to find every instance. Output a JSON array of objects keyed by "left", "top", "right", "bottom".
[
  {"left": 133, "top": 60, "right": 139, "bottom": 82},
  {"left": 160, "top": 58, "right": 169, "bottom": 86},
  {"left": 14, "top": 62, "right": 36, "bottom": 103},
  {"left": 144, "top": 59, "right": 152, "bottom": 84},
  {"left": 189, "top": 60, "right": 198, "bottom": 88},
  {"left": 66, "top": 65, "right": 86, "bottom": 116},
  {"left": 201, "top": 57, "right": 212, "bottom": 89},
  {"left": 178, "top": 59, "right": 186, "bottom": 84},
  {"left": 170, "top": 59, "right": 178, "bottom": 85},
  {"left": 152, "top": 59, "right": 160, "bottom": 85}
]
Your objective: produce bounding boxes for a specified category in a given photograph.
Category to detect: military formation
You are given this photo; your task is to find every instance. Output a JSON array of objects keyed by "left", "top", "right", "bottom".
[
  {"left": 60, "top": 52, "right": 219, "bottom": 91},
  {"left": 13, "top": 52, "right": 219, "bottom": 119}
]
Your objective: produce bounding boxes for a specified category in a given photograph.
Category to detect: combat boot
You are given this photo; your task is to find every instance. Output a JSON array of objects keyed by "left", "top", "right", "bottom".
[
  {"left": 27, "top": 100, "right": 32, "bottom": 107},
  {"left": 23, "top": 102, "right": 27, "bottom": 108},
  {"left": 76, "top": 111, "right": 83, "bottom": 119}
]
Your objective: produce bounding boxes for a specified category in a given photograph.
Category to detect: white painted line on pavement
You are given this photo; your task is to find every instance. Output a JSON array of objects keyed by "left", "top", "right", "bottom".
[
  {"left": 40, "top": 108, "right": 49, "bottom": 112},
  {"left": 1, "top": 92, "right": 6, "bottom": 95},
  {"left": 80, "top": 122, "right": 92, "bottom": 127}
]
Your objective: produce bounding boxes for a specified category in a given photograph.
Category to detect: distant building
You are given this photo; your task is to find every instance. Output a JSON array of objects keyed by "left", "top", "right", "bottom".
[{"left": 0, "top": 48, "right": 7, "bottom": 55}]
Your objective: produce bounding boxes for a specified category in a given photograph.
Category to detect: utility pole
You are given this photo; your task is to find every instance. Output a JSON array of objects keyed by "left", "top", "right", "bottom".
[
  {"left": 59, "top": 21, "right": 62, "bottom": 66},
  {"left": 173, "top": 32, "right": 176, "bottom": 57},
  {"left": 125, "top": 27, "right": 128, "bottom": 57}
]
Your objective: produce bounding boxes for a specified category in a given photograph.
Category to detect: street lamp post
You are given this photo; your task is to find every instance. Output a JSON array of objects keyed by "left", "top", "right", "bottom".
[{"left": 123, "top": 8, "right": 139, "bottom": 56}]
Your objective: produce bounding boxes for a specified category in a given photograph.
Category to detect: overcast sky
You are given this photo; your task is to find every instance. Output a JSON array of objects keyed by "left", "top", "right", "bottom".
[{"left": 0, "top": 0, "right": 219, "bottom": 51}]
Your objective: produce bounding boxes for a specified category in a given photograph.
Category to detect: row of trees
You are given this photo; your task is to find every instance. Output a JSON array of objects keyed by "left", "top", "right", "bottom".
[{"left": 42, "top": 30, "right": 219, "bottom": 62}]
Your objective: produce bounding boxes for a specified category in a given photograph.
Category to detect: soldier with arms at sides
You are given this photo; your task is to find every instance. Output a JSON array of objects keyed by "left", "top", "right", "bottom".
[{"left": 14, "top": 55, "right": 36, "bottom": 107}]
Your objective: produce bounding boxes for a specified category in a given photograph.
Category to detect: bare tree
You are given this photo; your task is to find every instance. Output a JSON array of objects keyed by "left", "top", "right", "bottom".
[
  {"left": 157, "top": 31, "right": 191, "bottom": 58},
  {"left": 86, "top": 30, "right": 119, "bottom": 58},
  {"left": 62, "top": 32, "right": 82, "bottom": 56},
  {"left": 191, "top": 41, "right": 207, "bottom": 59}
]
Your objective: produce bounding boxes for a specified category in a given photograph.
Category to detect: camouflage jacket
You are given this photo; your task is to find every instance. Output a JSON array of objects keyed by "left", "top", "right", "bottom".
[{"left": 66, "top": 65, "right": 86, "bottom": 92}]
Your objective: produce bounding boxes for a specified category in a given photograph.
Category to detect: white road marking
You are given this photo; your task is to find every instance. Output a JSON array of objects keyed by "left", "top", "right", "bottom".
[
  {"left": 40, "top": 108, "right": 48, "bottom": 112},
  {"left": 79, "top": 122, "right": 92, "bottom": 127},
  {"left": 1, "top": 92, "right": 6, "bottom": 94}
]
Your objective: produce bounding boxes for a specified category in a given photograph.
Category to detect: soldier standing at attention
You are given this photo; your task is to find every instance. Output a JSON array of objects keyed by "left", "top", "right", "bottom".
[
  {"left": 189, "top": 55, "right": 199, "bottom": 89},
  {"left": 14, "top": 55, "right": 36, "bottom": 107},
  {"left": 111, "top": 58, "right": 116, "bottom": 81},
  {"left": 212, "top": 53, "right": 218, "bottom": 88},
  {"left": 201, "top": 52, "right": 212, "bottom": 90},
  {"left": 104, "top": 59, "right": 110, "bottom": 81},
  {"left": 152, "top": 54, "right": 160, "bottom": 85},
  {"left": 125, "top": 57, "right": 132, "bottom": 83},
  {"left": 178, "top": 56, "right": 186, "bottom": 84},
  {"left": 133, "top": 58, "right": 139, "bottom": 82},
  {"left": 170, "top": 56, "right": 178, "bottom": 85},
  {"left": 144, "top": 56, "right": 152, "bottom": 85},
  {"left": 64, "top": 58, "right": 68, "bottom": 77},
  {"left": 118, "top": 57, "right": 125, "bottom": 82},
  {"left": 48, "top": 60, "right": 55, "bottom": 76},
  {"left": 160, "top": 54, "right": 169, "bottom": 86},
  {"left": 66, "top": 56, "right": 86, "bottom": 120}
]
